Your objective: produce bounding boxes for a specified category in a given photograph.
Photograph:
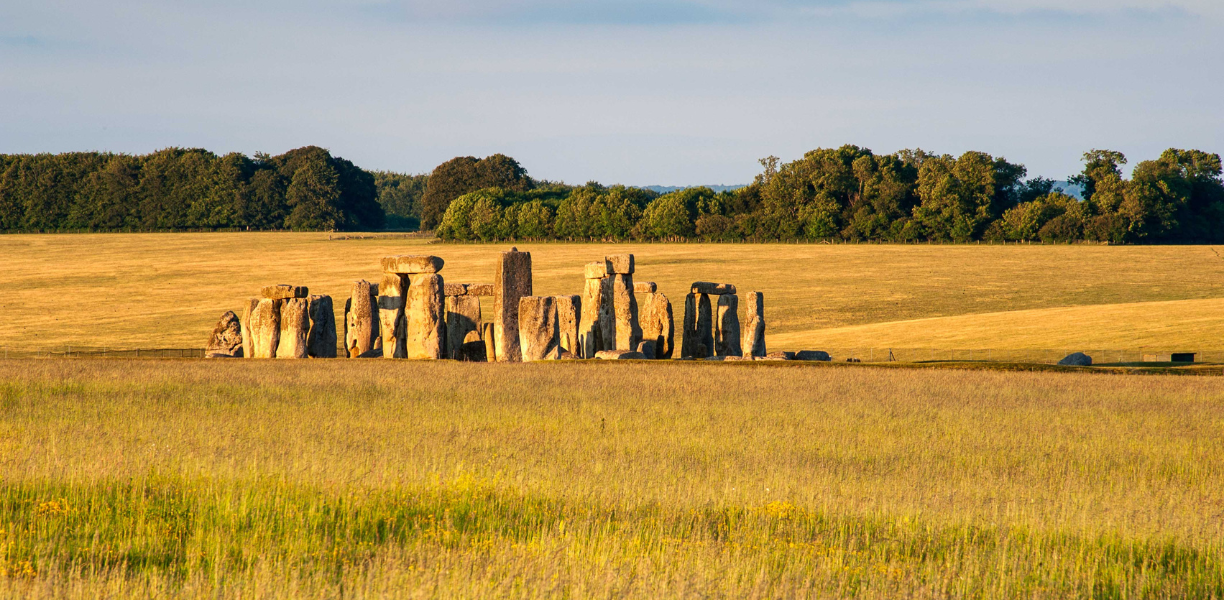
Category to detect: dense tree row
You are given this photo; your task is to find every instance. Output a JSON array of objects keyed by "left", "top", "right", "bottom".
[
  {"left": 435, "top": 146, "right": 1224, "bottom": 244},
  {"left": 0, "top": 147, "right": 384, "bottom": 231}
]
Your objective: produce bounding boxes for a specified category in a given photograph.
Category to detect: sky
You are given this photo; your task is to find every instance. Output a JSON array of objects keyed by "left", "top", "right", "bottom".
[{"left": 1, "top": 0, "right": 1221, "bottom": 185}]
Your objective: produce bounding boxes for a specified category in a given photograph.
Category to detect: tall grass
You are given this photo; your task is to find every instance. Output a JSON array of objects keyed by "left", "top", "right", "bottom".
[{"left": 1, "top": 359, "right": 1222, "bottom": 597}]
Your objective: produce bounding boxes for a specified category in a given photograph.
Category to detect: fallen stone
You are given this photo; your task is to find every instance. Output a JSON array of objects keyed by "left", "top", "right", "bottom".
[
  {"left": 482, "top": 322, "right": 496, "bottom": 362},
  {"left": 554, "top": 295, "right": 581, "bottom": 356},
  {"left": 720, "top": 356, "right": 755, "bottom": 361},
  {"left": 690, "top": 282, "right": 736, "bottom": 295},
  {"left": 741, "top": 291, "right": 766, "bottom": 358},
  {"left": 636, "top": 339, "right": 656, "bottom": 359},
  {"left": 444, "top": 283, "right": 468, "bottom": 296},
  {"left": 715, "top": 294, "right": 741, "bottom": 357},
  {"left": 260, "top": 284, "right": 308, "bottom": 300},
  {"left": 794, "top": 350, "right": 831, "bottom": 361},
  {"left": 584, "top": 261, "right": 611, "bottom": 280},
  {"left": 307, "top": 295, "right": 337, "bottom": 358},
  {"left": 241, "top": 298, "right": 259, "bottom": 359},
  {"left": 276, "top": 298, "right": 310, "bottom": 359},
  {"left": 445, "top": 295, "right": 482, "bottom": 360},
  {"left": 1058, "top": 352, "right": 1093, "bottom": 366},
  {"left": 610, "top": 274, "right": 642, "bottom": 351},
  {"left": 381, "top": 255, "right": 444, "bottom": 274},
  {"left": 633, "top": 281, "right": 656, "bottom": 294},
  {"left": 518, "top": 296, "right": 559, "bottom": 361},
  {"left": 605, "top": 254, "right": 634, "bottom": 275},
  {"left": 466, "top": 283, "right": 495, "bottom": 297},
  {"left": 639, "top": 292, "right": 674, "bottom": 359},
  {"left": 379, "top": 273, "right": 408, "bottom": 359},
  {"left": 494, "top": 249, "right": 532, "bottom": 362},
  {"left": 578, "top": 277, "right": 605, "bottom": 358},
  {"left": 345, "top": 280, "right": 380, "bottom": 358},
  {"left": 764, "top": 351, "right": 794, "bottom": 361},
  {"left": 249, "top": 298, "right": 281, "bottom": 358},
  {"left": 205, "top": 311, "right": 244, "bottom": 358},
  {"left": 596, "top": 350, "right": 646, "bottom": 360},
  {"left": 406, "top": 273, "right": 445, "bottom": 359}
]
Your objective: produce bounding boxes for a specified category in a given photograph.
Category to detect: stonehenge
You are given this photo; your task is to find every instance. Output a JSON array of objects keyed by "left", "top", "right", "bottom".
[{"left": 214, "top": 249, "right": 771, "bottom": 364}]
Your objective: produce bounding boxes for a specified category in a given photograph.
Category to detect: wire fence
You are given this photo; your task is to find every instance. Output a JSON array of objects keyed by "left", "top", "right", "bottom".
[{"left": 1, "top": 346, "right": 1220, "bottom": 365}]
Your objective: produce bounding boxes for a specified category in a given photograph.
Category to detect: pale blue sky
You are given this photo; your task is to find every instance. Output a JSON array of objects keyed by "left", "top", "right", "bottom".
[{"left": 1, "top": 0, "right": 1220, "bottom": 184}]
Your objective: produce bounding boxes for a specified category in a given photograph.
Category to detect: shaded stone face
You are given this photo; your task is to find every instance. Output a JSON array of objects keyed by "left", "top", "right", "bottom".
[
  {"left": 276, "top": 298, "right": 310, "bottom": 359},
  {"left": 241, "top": 298, "right": 260, "bottom": 359},
  {"left": 493, "top": 250, "right": 532, "bottom": 362},
  {"left": 682, "top": 293, "right": 714, "bottom": 358},
  {"left": 554, "top": 295, "right": 581, "bottom": 356},
  {"left": 633, "top": 281, "right": 656, "bottom": 294},
  {"left": 260, "top": 284, "right": 308, "bottom": 300},
  {"left": 610, "top": 274, "right": 642, "bottom": 351},
  {"left": 741, "top": 291, "right": 766, "bottom": 358},
  {"left": 690, "top": 282, "right": 736, "bottom": 296},
  {"left": 639, "top": 292, "right": 674, "bottom": 359},
  {"left": 584, "top": 261, "right": 611, "bottom": 280},
  {"left": 406, "top": 273, "right": 445, "bottom": 360},
  {"left": 380, "top": 255, "right": 444, "bottom": 274},
  {"left": 794, "top": 350, "right": 830, "bottom": 361},
  {"left": 379, "top": 273, "right": 408, "bottom": 359},
  {"left": 715, "top": 294, "right": 741, "bottom": 357},
  {"left": 597, "top": 277, "right": 616, "bottom": 353},
  {"left": 345, "top": 280, "right": 380, "bottom": 358},
  {"left": 605, "top": 254, "right": 635, "bottom": 275},
  {"left": 250, "top": 298, "right": 281, "bottom": 359},
  {"left": 578, "top": 277, "right": 605, "bottom": 359},
  {"left": 1058, "top": 352, "right": 1093, "bottom": 366},
  {"left": 518, "top": 296, "right": 559, "bottom": 362},
  {"left": 307, "top": 295, "right": 337, "bottom": 358},
  {"left": 446, "top": 295, "right": 482, "bottom": 360},
  {"left": 636, "top": 340, "right": 656, "bottom": 359},
  {"left": 206, "top": 311, "right": 244, "bottom": 358}
]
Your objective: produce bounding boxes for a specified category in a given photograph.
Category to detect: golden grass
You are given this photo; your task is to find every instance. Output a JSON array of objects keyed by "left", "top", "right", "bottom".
[
  {"left": 2, "top": 233, "right": 1224, "bottom": 351},
  {"left": 1, "top": 359, "right": 1222, "bottom": 597}
]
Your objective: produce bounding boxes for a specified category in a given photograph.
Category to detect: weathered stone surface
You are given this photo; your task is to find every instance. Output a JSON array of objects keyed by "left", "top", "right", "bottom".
[
  {"left": 578, "top": 277, "right": 605, "bottom": 359},
  {"left": 794, "top": 350, "right": 831, "bottom": 361},
  {"left": 691, "top": 282, "right": 736, "bottom": 296},
  {"left": 1058, "top": 352, "right": 1093, "bottom": 366},
  {"left": 610, "top": 274, "right": 642, "bottom": 351},
  {"left": 406, "top": 273, "right": 445, "bottom": 360},
  {"left": 482, "top": 323, "right": 496, "bottom": 363},
  {"left": 307, "top": 295, "right": 337, "bottom": 358},
  {"left": 381, "top": 255, "right": 444, "bottom": 274},
  {"left": 241, "top": 298, "right": 259, "bottom": 359},
  {"left": 584, "top": 261, "right": 610, "bottom": 280},
  {"left": 494, "top": 249, "right": 532, "bottom": 362},
  {"left": 633, "top": 281, "right": 656, "bottom": 294},
  {"left": 763, "top": 351, "right": 794, "bottom": 361},
  {"left": 276, "top": 298, "right": 310, "bottom": 359},
  {"left": 260, "top": 284, "right": 308, "bottom": 300},
  {"left": 446, "top": 295, "right": 482, "bottom": 360},
  {"left": 639, "top": 292, "right": 674, "bottom": 359},
  {"left": 444, "top": 283, "right": 468, "bottom": 296},
  {"left": 597, "top": 276, "right": 616, "bottom": 353},
  {"left": 741, "top": 291, "right": 766, "bottom": 358},
  {"left": 715, "top": 294, "right": 741, "bottom": 357},
  {"left": 681, "top": 293, "right": 714, "bottom": 358},
  {"left": 466, "top": 283, "right": 495, "bottom": 297},
  {"left": 250, "top": 299, "right": 281, "bottom": 358},
  {"left": 379, "top": 273, "right": 408, "bottom": 359},
  {"left": 605, "top": 254, "right": 635, "bottom": 275},
  {"left": 596, "top": 350, "right": 645, "bottom": 360},
  {"left": 345, "top": 280, "right": 380, "bottom": 358},
  {"left": 554, "top": 295, "right": 581, "bottom": 356},
  {"left": 206, "top": 311, "right": 244, "bottom": 358},
  {"left": 518, "top": 296, "right": 559, "bottom": 362},
  {"left": 636, "top": 340, "right": 656, "bottom": 359}
]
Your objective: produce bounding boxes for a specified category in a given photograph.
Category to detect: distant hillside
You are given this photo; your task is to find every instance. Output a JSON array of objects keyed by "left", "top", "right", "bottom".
[{"left": 637, "top": 184, "right": 747, "bottom": 194}]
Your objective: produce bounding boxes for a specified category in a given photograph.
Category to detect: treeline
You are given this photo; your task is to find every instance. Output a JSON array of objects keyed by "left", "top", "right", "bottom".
[
  {"left": 0, "top": 146, "right": 384, "bottom": 231},
  {"left": 434, "top": 146, "right": 1224, "bottom": 244}
]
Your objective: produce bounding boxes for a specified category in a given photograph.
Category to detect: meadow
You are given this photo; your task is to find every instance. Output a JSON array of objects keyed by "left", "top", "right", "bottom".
[
  {"left": 0, "top": 359, "right": 1221, "bottom": 598},
  {"left": 2, "top": 233, "right": 1224, "bottom": 354}
]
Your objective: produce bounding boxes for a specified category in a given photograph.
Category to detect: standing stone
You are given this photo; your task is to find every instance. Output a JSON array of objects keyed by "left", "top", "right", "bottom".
[
  {"left": 609, "top": 274, "right": 641, "bottom": 351},
  {"left": 598, "top": 276, "right": 617, "bottom": 351},
  {"left": 742, "top": 291, "right": 766, "bottom": 358},
  {"left": 406, "top": 273, "right": 445, "bottom": 360},
  {"left": 493, "top": 248, "right": 532, "bottom": 362},
  {"left": 554, "top": 295, "right": 581, "bottom": 356},
  {"left": 578, "top": 275, "right": 605, "bottom": 359},
  {"left": 307, "top": 295, "right": 337, "bottom": 358},
  {"left": 715, "top": 294, "right": 742, "bottom": 357},
  {"left": 241, "top": 297, "right": 259, "bottom": 359},
  {"left": 682, "top": 293, "right": 714, "bottom": 358},
  {"left": 482, "top": 322, "right": 496, "bottom": 363},
  {"left": 518, "top": 296, "right": 559, "bottom": 362},
  {"left": 250, "top": 298, "right": 281, "bottom": 358},
  {"left": 276, "top": 298, "right": 310, "bottom": 359},
  {"left": 639, "top": 292, "right": 674, "bottom": 359},
  {"left": 379, "top": 273, "right": 408, "bottom": 359},
  {"left": 446, "top": 295, "right": 482, "bottom": 360},
  {"left": 205, "top": 311, "right": 244, "bottom": 358},
  {"left": 345, "top": 280, "right": 380, "bottom": 358}
]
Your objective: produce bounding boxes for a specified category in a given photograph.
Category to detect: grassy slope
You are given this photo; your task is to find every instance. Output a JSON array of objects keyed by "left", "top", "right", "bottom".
[
  {"left": 1, "top": 360, "right": 1222, "bottom": 597},
  {"left": 1, "top": 233, "right": 1223, "bottom": 351}
]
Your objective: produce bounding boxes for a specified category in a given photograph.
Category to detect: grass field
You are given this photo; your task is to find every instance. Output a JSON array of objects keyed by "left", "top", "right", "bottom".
[
  {"left": 2, "top": 233, "right": 1224, "bottom": 353},
  {"left": 1, "top": 359, "right": 1222, "bottom": 598}
]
